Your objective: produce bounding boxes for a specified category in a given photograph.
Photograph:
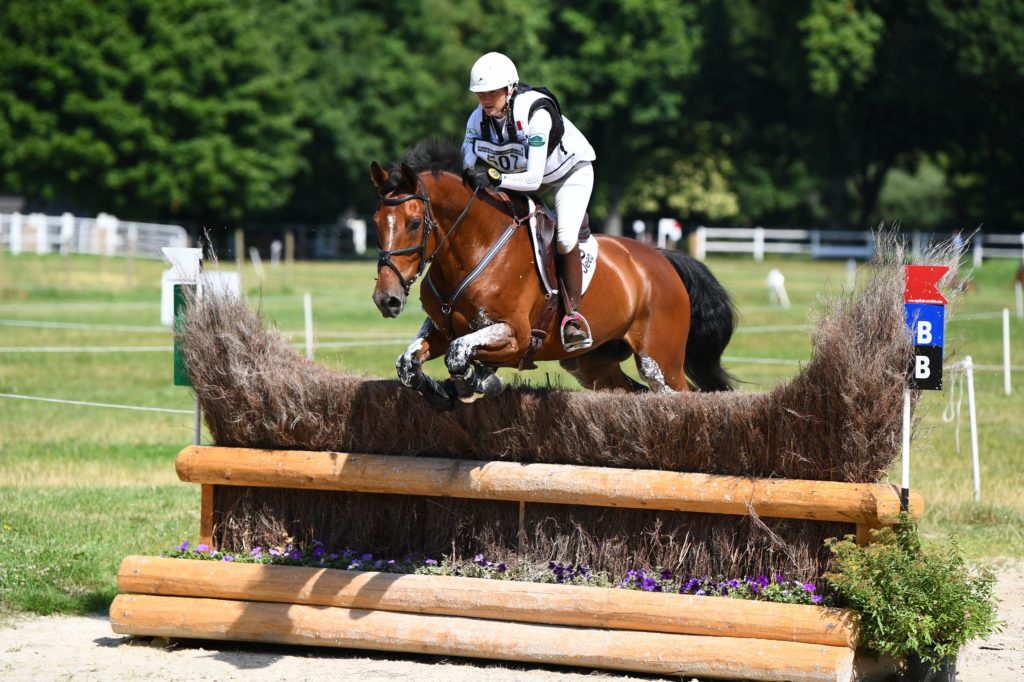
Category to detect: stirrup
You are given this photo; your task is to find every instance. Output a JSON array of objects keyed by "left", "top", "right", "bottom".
[{"left": 560, "top": 312, "right": 593, "bottom": 352}]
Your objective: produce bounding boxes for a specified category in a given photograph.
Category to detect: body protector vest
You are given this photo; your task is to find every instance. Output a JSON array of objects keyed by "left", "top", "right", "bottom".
[{"left": 465, "top": 84, "right": 596, "bottom": 186}]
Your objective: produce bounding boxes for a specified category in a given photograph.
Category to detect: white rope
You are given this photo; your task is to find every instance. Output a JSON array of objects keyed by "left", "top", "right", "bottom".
[
  {"left": 0, "top": 318, "right": 166, "bottom": 332},
  {"left": 941, "top": 362, "right": 966, "bottom": 451},
  {"left": 0, "top": 392, "right": 192, "bottom": 414}
]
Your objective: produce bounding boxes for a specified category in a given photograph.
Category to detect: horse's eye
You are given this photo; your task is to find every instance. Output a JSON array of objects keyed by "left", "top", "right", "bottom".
[{"left": 409, "top": 219, "right": 422, "bottom": 231}]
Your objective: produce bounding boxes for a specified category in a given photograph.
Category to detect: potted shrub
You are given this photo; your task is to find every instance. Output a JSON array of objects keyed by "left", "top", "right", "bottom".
[{"left": 825, "top": 521, "right": 1002, "bottom": 682}]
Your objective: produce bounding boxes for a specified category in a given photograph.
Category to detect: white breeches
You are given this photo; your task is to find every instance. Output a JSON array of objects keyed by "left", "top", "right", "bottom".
[{"left": 548, "top": 162, "right": 594, "bottom": 255}]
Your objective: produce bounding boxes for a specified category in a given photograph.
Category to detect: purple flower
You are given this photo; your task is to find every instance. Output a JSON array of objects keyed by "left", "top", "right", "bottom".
[
  {"left": 803, "top": 582, "right": 816, "bottom": 593},
  {"left": 177, "top": 541, "right": 190, "bottom": 552},
  {"left": 497, "top": 563, "right": 507, "bottom": 573},
  {"left": 268, "top": 548, "right": 281, "bottom": 556},
  {"left": 312, "top": 546, "right": 326, "bottom": 560},
  {"left": 660, "top": 569, "right": 673, "bottom": 580},
  {"left": 250, "top": 547, "right": 262, "bottom": 557},
  {"left": 361, "top": 553, "right": 373, "bottom": 561},
  {"left": 288, "top": 549, "right": 302, "bottom": 561},
  {"left": 757, "top": 575, "right": 770, "bottom": 588},
  {"left": 474, "top": 553, "right": 485, "bottom": 563},
  {"left": 387, "top": 559, "right": 395, "bottom": 566},
  {"left": 727, "top": 579, "right": 740, "bottom": 588},
  {"left": 222, "top": 556, "right": 235, "bottom": 562},
  {"left": 424, "top": 558, "right": 437, "bottom": 566},
  {"left": 196, "top": 543, "right": 209, "bottom": 553},
  {"left": 641, "top": 578, "right": 658, "bottom": 592},
  {"left": 812, "top": 595, "right": 824, "bottom": 604},
  {"left": 774, "top": 573, "right": 784, "bottom": 584}
]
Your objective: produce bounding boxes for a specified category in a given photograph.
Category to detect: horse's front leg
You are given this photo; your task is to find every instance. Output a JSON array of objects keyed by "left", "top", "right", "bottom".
[
  {"left": 445, "top": 322, "right": 516, "bottom": 403},
  {"left": 396, "top": 318, "right": 455, "bottom": 411}
]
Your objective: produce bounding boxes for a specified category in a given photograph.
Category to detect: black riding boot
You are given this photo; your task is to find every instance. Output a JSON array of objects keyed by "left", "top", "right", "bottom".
[{"left": 556, "top": 245, "right": 593, "bottom": 352}]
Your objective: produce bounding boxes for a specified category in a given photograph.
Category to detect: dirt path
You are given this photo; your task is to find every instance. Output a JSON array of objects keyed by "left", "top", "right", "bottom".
[{"left": 2, "top": 561, "right": 1021, "bottom": 682}]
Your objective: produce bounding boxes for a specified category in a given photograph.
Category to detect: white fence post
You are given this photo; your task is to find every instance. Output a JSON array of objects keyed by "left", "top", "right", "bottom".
[
  {"left": 31, "top": 212, "right": 48, "bottom": 254},
  {"left": 964, "top": 356, "right": 981, "bottom": 502},
  {"left": 973, "top": 235, "right": 984, "bottom": 268},
  {"left": 1004, "top": 308, "right": 1012, "bottom": 396},
  {"left": 691, "top": 226, "right": 707, "bottom": 260},
  {"left": 10, "top": 212, "right": 22, "bottom": 255},
  {"left": 753, "top": 226, "right": 765, "bottom": 262}
]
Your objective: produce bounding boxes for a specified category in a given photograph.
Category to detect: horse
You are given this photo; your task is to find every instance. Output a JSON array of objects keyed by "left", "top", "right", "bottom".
[{"left": 369, "top": 138, "right": 736, "bottom": 410}]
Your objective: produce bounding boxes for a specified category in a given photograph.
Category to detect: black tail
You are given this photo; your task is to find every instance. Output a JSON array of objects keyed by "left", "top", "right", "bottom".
[{"left": 658, "top": 249, "right": 737, "bottom": 391}]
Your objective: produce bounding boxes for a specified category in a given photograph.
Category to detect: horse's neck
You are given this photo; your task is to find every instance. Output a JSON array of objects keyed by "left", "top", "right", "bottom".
[{"left": 427, "top": 179, "right": 532, "bottom": 286}]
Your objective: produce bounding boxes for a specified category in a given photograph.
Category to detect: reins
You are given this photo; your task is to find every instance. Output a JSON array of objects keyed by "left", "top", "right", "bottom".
[
  {"left": 375, "top": 175, "right": 481, "bottom": 296},
  {"left": 375, "top": 172, "right": 539, "bottom": 338}
]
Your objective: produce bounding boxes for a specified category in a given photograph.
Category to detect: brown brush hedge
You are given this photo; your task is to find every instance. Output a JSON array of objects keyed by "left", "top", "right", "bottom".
[{"left": 179, "top": 233, "right": 962, "bottom": 579}]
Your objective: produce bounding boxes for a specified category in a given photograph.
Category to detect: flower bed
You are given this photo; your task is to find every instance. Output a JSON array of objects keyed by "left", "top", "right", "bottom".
[{"left": 165, "top": 539, "right": 829, "bottom": 606}]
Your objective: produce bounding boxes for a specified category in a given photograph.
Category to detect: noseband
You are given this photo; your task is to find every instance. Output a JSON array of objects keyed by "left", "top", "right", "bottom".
[
  {"left": 376, "top": 176, "right": 438, "bottom": 295},
  {"left": 375, "top": 174, "right": 480, "bottom": 295}
]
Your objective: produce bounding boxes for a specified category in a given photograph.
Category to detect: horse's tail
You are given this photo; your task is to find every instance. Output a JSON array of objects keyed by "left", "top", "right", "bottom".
[{"left": 658, "top": 248, "right": 737, "bottom": 391}]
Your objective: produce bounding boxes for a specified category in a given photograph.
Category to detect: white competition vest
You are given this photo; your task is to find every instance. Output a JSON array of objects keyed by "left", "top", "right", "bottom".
[{"left": 468, "top": 90, "right": 595, "bottom": 185}]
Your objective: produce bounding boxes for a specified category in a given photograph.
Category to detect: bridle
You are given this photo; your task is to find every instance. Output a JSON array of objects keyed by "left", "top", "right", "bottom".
[
  {"left": 375, "top": 173, "right": 480, "bottom": 296},
  {"left": 375, "top": 170, "right": 540, "bottom": 339}
]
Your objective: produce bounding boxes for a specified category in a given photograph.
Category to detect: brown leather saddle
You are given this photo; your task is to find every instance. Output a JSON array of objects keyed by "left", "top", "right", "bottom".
[{"left": 496, "top": 192, "right": 591, "bottom": 369}]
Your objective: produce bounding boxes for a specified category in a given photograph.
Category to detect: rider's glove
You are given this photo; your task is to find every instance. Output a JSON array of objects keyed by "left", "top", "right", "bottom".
[{"left": 470, "top": 166, "right": 502, "bottom": 191}]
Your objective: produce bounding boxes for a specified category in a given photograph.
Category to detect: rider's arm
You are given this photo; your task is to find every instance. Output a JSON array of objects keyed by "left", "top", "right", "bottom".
[
  {"left": 495, "top": 109, "right": 552, "bottom": 193},
  {"left": 462, "top": 109, "right": 483, "bottom": 170}
]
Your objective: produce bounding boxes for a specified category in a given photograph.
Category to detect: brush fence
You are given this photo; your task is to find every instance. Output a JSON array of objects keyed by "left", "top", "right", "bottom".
[{"left": 111, "top": 445, "right": 922, "bottom": 681}]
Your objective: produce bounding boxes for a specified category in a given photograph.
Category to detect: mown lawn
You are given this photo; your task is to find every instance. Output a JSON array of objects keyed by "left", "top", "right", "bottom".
[{"left": 1, "top": 248, "right": 1021, "bottom": 616}]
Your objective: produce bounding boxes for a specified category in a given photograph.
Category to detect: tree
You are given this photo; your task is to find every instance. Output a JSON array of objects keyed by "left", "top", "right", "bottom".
[
  {"left": 537, "top": 0, "right": 703, "bottom": 234},
  {"left": 0, "top": 0, "right": 307, "bottom": 223}
]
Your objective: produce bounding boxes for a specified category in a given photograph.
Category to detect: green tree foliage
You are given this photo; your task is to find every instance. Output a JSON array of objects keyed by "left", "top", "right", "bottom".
[
  {"left": 1, "top": 0, "right": 1022, "bottom": 232},
  {"left": 0, "top": 0, "right": 307, "bottom": 223}
]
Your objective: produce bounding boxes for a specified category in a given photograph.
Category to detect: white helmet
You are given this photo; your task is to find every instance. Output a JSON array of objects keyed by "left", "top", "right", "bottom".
[{"left": 468, "top": 52, "right": 518, "bottom": 93}]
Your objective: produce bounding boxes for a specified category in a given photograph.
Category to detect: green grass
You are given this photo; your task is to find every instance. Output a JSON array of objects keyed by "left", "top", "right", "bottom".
[{"left": 1, "top": 249, "right": 1022, "bottom": 616}]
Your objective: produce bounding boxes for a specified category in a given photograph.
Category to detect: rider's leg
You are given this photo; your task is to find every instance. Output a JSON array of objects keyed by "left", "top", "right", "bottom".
[{"left": 552, "top": 163, "right": 595, "bottom": 351}]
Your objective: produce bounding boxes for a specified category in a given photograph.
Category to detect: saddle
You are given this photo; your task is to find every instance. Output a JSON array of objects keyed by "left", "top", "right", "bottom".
[{"left": 517, "top": 195, "right": 593, "bottom": 370}]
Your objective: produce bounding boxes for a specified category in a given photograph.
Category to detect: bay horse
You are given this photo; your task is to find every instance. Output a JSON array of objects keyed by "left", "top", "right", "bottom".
[{"left": 369, "top": 138, "right": 736, "bottom": 409}]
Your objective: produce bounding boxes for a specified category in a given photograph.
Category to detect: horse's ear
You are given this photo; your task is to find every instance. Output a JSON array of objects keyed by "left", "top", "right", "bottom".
[
  {"left": 399, "top": 163, "right": 418, "bottom": 191},
  {"left": 370, "top": 161, "right": 389, "bottom": 189}
]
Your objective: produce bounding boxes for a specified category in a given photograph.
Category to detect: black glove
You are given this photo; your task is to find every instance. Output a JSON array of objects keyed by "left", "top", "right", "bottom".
[{"left": 470, "top": 166, "right": 502, "bottom": 191}]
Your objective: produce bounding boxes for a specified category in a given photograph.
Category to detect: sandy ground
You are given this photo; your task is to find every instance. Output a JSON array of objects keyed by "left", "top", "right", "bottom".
[{"left": 1, "top": 561, "right": 1021, "bottom": 682}]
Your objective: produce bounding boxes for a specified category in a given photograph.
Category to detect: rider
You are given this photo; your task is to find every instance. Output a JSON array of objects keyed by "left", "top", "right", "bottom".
[{"left": 462, "top": 51, "right": 597, "bottom": 352}]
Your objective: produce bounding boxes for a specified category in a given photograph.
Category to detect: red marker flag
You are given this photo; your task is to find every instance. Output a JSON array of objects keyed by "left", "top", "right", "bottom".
[{"left": 905, "top": 265, "right": 949, "bottom": 304}]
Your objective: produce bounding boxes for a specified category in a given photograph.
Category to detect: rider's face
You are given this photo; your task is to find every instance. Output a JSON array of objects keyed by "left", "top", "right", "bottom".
[{"left": 476, "top": 88, "right": 508, "bottom": 117}]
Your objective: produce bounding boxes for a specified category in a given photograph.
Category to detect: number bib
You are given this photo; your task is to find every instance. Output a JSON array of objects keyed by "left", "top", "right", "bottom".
[{"left": 473, "top": 140, "right": 528, "bottom": 173}]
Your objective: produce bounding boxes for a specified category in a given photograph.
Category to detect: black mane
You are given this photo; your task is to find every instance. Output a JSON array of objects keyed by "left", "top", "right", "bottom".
[
  {"left": 391, "top": 137, "right": 463, "bottom": 176},
  {"left": 380, "top": 137, "right": 464, "bottom": 195}
]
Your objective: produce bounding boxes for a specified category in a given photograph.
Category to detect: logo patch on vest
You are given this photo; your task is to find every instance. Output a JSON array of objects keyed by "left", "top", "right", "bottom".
[{"left": 528, "top": 134, "right": 546, "bottom": 148}]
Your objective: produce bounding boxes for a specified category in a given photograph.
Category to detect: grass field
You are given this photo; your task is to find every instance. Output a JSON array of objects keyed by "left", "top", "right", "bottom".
[{"left": 1, "top": 248, "right": 1022, "bottom": 616}]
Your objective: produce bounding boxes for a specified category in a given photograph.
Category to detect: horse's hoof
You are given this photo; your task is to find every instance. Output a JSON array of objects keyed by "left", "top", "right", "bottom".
[{"left": 416, "top": 377, "right": 457, "bottom": 411}]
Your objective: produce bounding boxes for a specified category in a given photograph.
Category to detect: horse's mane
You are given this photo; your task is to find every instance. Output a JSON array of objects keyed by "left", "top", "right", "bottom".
[
  {"left": 382, "top": 137, "right": 463, "bottom": 194},
  {"left": 383, "top": 136, "right": 523, "bottom": 216}
]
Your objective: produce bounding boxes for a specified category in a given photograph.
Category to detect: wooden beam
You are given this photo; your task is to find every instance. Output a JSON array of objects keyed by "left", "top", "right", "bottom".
[
  {"left": 199, "top": 484, "right": 215, "bottom": 548},
  {"left": 176, "top": 445, "right": 924, "bottom": 525},
  {"left": 117, "top": 556, "right": 858, "bottom": 648},
  {"left": 110, "top": 594, "right": 855, "bottom": 682}
]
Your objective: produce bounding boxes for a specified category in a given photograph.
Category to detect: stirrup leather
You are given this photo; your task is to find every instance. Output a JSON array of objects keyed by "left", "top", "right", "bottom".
[{"left": 560, "top": 311, "right": 593, "bottom": 352}]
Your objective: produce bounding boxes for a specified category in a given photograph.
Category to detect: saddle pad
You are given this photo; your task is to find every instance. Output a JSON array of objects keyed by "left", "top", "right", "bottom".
[
  {"left": 527, "top": 198, "right": 600, "bottom": 298},
  {"left": 579, "top": 236, "right": 598, "bottom": 296}
]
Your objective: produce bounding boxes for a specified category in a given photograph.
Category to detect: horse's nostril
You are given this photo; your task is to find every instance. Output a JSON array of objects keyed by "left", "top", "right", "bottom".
[{"left": 386, "top": 296, "right": 402, "bottom": 312}]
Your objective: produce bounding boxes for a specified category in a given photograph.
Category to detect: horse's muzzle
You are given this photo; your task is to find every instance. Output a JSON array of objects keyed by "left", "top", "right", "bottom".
[{"left": 373, "top": 286, "right": 406, "bottom": 318}]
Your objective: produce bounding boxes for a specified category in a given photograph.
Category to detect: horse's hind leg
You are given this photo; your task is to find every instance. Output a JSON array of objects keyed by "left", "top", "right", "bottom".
[
  {"left": 627, "top": 318, "right": 690, "bottom": 393},
  {"left": 560, "top": 340, "right": 646, "bottom": 392}
]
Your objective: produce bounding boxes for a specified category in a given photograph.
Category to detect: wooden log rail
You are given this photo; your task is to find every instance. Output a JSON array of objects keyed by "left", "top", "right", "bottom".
[
  {"left": 117, "top": 555, "right": 859, "bottom": 648},
  {"left": 113, "top": 556, "right": 860, "bottom": 682},
  {"left": 176, "top": 445, "right": 924, "bottom": 546}
]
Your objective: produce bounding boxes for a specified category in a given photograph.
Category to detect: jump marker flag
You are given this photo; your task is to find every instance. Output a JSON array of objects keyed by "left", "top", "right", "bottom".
[
  {"left": 902, "top": 265, "right": 949, "bottom": 511},
  {"left": 163, "top": 247, "right": 203, "bottom": 444}
]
